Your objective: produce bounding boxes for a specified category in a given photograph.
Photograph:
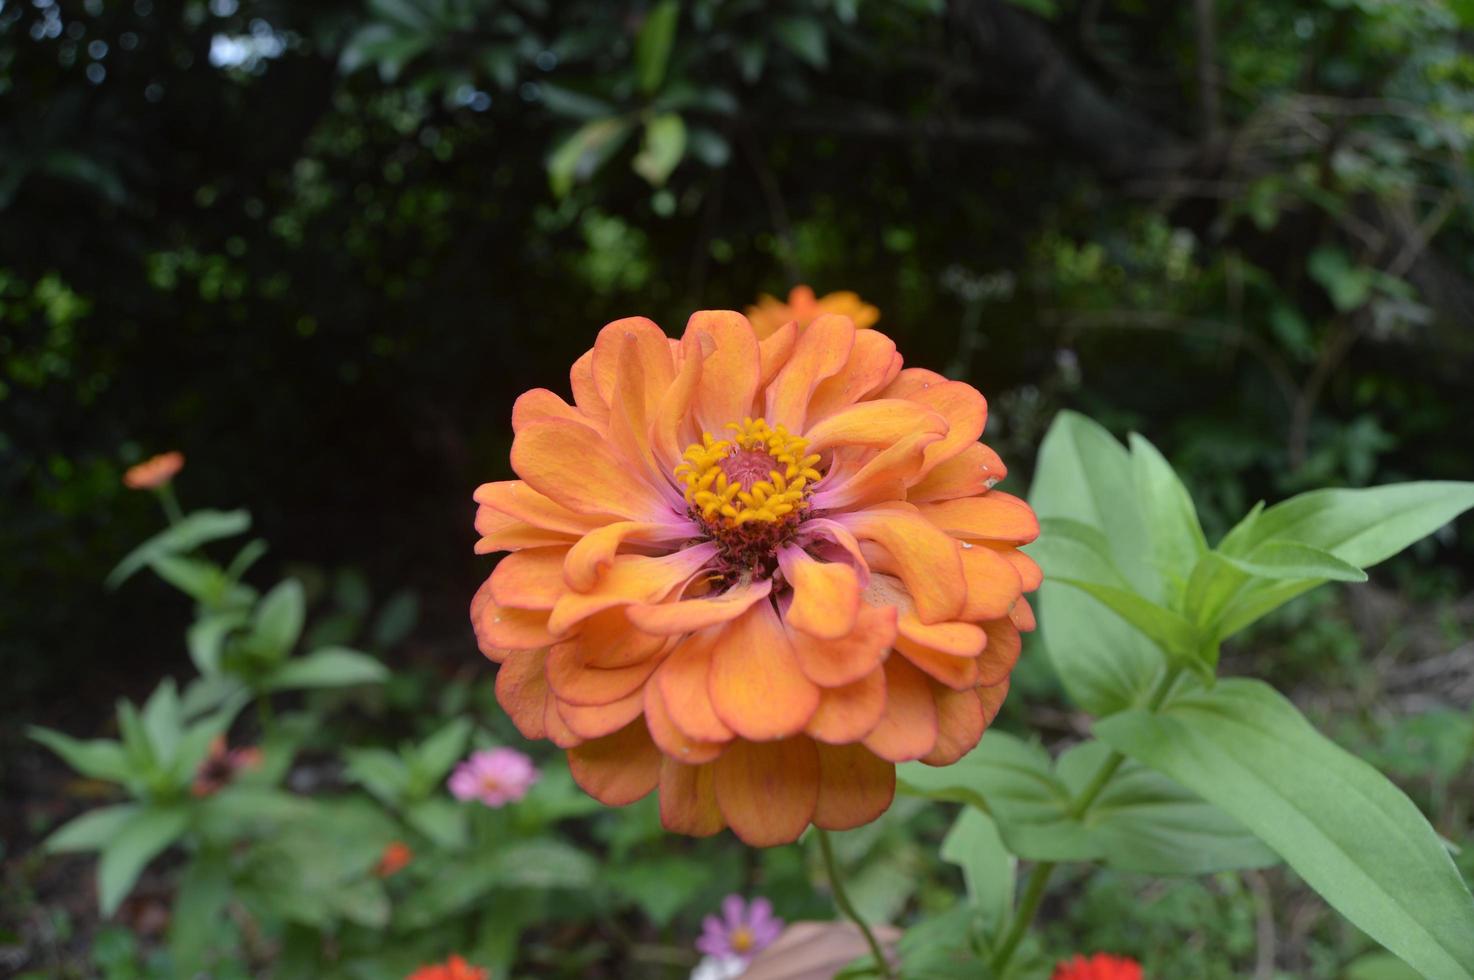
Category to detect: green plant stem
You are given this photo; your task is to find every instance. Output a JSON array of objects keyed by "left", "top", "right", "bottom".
[
  {"left": 156, "top": 484, "right": 185, "bottom": 526},
  {"left": 256, "top": 693, "right": 275, "bottom": 736},
  {"left": 815, "top": 827, "right": 893, "bottom": 979},
  {"left": 989, "top": 665, "right": 1186, "bottom": 975}
]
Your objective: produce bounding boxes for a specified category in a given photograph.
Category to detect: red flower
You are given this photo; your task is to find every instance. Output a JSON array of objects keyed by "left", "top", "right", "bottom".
[
  {"left": 374, "top": 840, "right": 413, "bottom": 878},
  {"left": 1052, "top": 953, "right": 1143, "bottom": 980},
  {"left": 406, "top": 954, "right": 488, "bottom": 980}
]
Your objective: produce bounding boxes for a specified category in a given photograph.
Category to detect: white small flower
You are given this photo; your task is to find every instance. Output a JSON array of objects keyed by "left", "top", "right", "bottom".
[{"left": 689, "top": 954, "right": 747, "bottom": 980}]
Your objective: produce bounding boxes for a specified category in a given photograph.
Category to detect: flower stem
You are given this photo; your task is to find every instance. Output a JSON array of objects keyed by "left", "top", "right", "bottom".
[
  {"left": 815, "top": 827, "right": 893, "bottom": 979},
  {"left": 156, "top": 484, "right": 185, "bottom": 526},
  {"left": 988, "top": 665, "right": 1186, "bottom": 975}
]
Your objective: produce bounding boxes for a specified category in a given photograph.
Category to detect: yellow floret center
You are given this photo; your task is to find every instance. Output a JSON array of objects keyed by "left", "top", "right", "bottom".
[{"left": 675, "top": 417, "right": 822, "bottom": 527}]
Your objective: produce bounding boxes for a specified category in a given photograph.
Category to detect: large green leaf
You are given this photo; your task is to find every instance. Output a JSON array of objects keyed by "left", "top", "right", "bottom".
[
  {"left": 1030, "top": 412, "right": 1163, "bottom": 713},
  {"left": 106, "top": 509, "right": 251, "bottom": 589},
  {"left": 899, "top": 732, "right": 1273, "bottom": 874},
  {"left": 1095, "top": 679, "right": 1474, "bottom": 980},
  {"left": 30, "top": 727, "right": 132, "bottom": 783},
  {"left": 253, "top": 580, "right": 305, "bottom": 661},
  {"left": 1128, "top": 433, "right": 1207, "bottom": 604},
  {"left": 98, "top": 805, "right": 191, "bottom": 916},
  {"left": 45, "top": 803, "right": 142, "bottom": 853},
  {"left": 940, "top": 808, "right": 1015, "bottom": 935},
  {"left": 267, "top": 647, "right": 387, "bottom": 690}
]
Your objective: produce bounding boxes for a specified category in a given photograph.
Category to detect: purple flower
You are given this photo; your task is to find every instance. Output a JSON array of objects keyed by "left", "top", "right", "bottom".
[
  {"left": 447, "top": 748, "right": 539, "bottom": 807},
  {"left": 696, "top": 895, "right": 784, "bottom": 962}
]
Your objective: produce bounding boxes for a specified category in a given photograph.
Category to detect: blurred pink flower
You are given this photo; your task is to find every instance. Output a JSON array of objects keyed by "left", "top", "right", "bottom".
[
  {"left": 447, "top": 747, "right": 538, "bottom": 807},
  {"left": 697, "top": 895, "right": 784, "bottom": 963}
]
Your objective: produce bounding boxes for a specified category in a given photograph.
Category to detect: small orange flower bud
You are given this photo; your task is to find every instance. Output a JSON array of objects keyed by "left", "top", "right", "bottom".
[{"left": 123, "top": 451, "right": 185, "bottom": 490}]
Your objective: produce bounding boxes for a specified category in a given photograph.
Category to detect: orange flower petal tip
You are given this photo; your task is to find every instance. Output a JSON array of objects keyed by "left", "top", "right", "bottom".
[
  {"left": 405, "top": 955, "right": 489, "bottom": 980},
  {"left": 1052, "top": 953, "right": 1144, "bottom": 980},
  {"left": 471, "top": 309, "right": 1039, "bottom": 845},
  {"left": 746, "top": 285, "right": 880, "bottom": 338},
  {"left": 123, "top": 451, "right": 184, "bottom": 489}
]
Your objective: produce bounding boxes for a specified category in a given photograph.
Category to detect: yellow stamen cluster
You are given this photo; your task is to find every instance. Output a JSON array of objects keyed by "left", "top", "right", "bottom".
[{"left": 675, "top": 418, "right": 822, "bottom": 526}]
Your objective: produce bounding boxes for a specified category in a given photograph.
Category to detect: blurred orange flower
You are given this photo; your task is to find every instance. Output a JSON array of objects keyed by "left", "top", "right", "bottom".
[
  {"left": 374, "top": 840, "right": 413, "bottom": 877},
  {"left": 746, "top": 285, "right": 879, "bottom": 339},
  {"left": 191, "top": 736, "right": 262, "bottom": 797},
  {"left": 471, "top": 311, "right": 1037, "bottom": 845},
  {"left": 123, "top": 451, "right": 185, "bottom": 490},
  {"left": 1052, "top": 953, "right": 1143, "bottom": 980},
  {"left": 406, "top": 955, "right": 488, "bottom": 980}
]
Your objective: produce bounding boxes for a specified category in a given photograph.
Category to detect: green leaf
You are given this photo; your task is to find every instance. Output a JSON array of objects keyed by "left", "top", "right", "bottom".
[
  {"left": 635, "top": 0, "right": 680, "bottom": 94},
  {"left": 140, "top": 679, "right": 184, "bottom": 768},
  {"left": 107, "top": 509, "right": 251, "bottom": 589},
  {"left": 1308, "top": 245, "right": 1374, "bottom": 312},
  {"left": 45, "top": 804, "right": 142, "bottom": 853},
  {"left": 253, "top": 580, "right": 305, "bottom": 661},
  {"left": 343, "top": 747, "right": 411, "bottom": 806},
  {"left": 187, "top": 612, "right": 245, "bottom": 676},
  {"left": 1128, "top": 433, "right": 1206, "bottom": 603},
  {"left": 1095, "top": 679, "right": 1474, "bottom": 980},
  {"left": 169, "top": 849, "right": 232, "bottom": 977},
  {"left": 1030, "top": 413, "right": 1164, "bottom": 714},
  {"left": 29, "top": 727, "right": 132, "bottom": 783},
  {"left": 547, "top": 117, "right": 635, "bottom": 197},
  {"left": 773, "top": 16, "right": 828, "bottom": 68},
  {"left": 410, "top": 717, "right": 473, "bottom": 790},
  {"left": 148, "top": 554, "right": 228, "bottom": 604},
  {"left": 608, "top": 856, "right": 712, "bottom": 927},
  {"left": 940, "top": 808, "right": 1014, "bottom": 935},
  {"left": 632, "top": 113, "right": 686, "bottom": 187},
  {"left": 370, "top": 590, "right": 418, "bottom": 649},
  {"left": 1217, "top": 540, "right": 1367, "bottom": 582},
  {"left": 1051, "top": 578, "right": 1206, "bottom": 674},
  {"left": 399, "top": 840, "right": 596, "bottom": 928},
  {"left": 266, "top": 647, "right": 387, "bottom": 691},
  {"left": 405, "top": 797, "right": 469, "bottom": 849},
  {"left": 1344, "top": 952, "right": 1426, "bottom": 980},
  {"left": 98, "top": 806, "right": 191, "bottom": 916}
]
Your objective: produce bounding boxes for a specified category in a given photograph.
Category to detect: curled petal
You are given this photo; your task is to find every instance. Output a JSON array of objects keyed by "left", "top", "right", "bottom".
[
  {"left": 917, "top": 492, "right": 1040, "bottom": 544},
  {"left": 563, "top": 520, "right": 699, "bottom": 593},
  {"left": 472, "top": 579, "right": 557, "bottom": 652},
  {"left": 806, "top": 329, "right": 902, "bottom": 425},
  {"left": 575, "top": 609, "right": 669, "bottom": 669},
  {"left": 547, "top": 544, "right": 717, "bottom": 635},
  {"left": 708, "top": 602, "right": 821, "bottom": 741},
  {"left": 811, "top": 429, "right": 945, "bottom": 512},
  {"left": 897, "top": 613, "right": 985, "bottom": 657},
  {"left": 978, "top": 676, "right": 1011, "bottom": 724},
  {"left": 1000, "top": 548, "right": 1043, "bottom": 591},
  {"left": 659, "top": 760, "right": 725, "bottom": 837},
  {"left": 590, "top": 317, "right": 675, "bottom": 414},
  {"left": 842, "top": 506, "right": 966, "bottom": 623},
  {"left": 904, "top": 380, "right": 987, "bottom": 476},
  {"left": 495, "top": 650, "right": 550, "bottom": 740},
  {"left": 511, "top": 419, "right": 674, "bottom": 523},
  {"left": 684, "top": 311, "right": 762, "bottom": 436},
  {"left": 765, "top": 314, "right": 854, "bottom": 432},
  {"left": 1010, "top": 595, "right": 1037, "bottom": 631},
  {"left": 879, "top": 366, "right": 946, "bottom": 399},
  {"left": 813, "top": 743, "right": 896, "bottom": 831},
  {"left": 556, "top": 687, "right": 646, "bottom": 740},
  {"left": 802, "top": 399, "right": 946, "bottom": 455},
  {"left": 645, "top": 681, "right": 725, "bottom": 764},
  {"left": 978, "top": 619, "right": 1022, "bottom": 686},
  {"left": 908, "top": 442, "right": 1008, "bottom": 504},
  {"left": 778, "top": 547, "right": 861, "bottom": 640},
  {"left": 714, "top": 737, "right": 820, "bottom": 846},
  {"left": 489, "top": 547, "right": 570, "bottom": 610},
  {"left": 862, "top": 656, "right": 938, "bottom": 762},
  {"left": 569, "top": 348, "right": 609, "bottom": 424},
  {"left": 804, "top": 667, "right": 886, "bottom": 744},
  {"left": 959, "top": 545, "right": 1024, "bottom": 621},
  {"left": 474, "top": 481, "right": 609, "bottom": 537},
  {"left": 757, "top": 321, "right": 797, "bottom": 390},
  {"left": 921, "top": 685, "right": 988, "bottom": 766},
  {"left": 626, "top": 576, "right": 773, "bottom": 635},
  {"left": 895, "top": 638, "right": 981, "bottom": 690},
  {"left": 512, "top": 388, "right": 594, "bottom": 433},
  {"left": 568, "top": 719, "right": 662, "bottom": 806},
  {"left": 790, "top": 601, "right": 895, "bottom": 688},
  {"left": 545, "top": 640, "right": 664, "bottom": 707}
]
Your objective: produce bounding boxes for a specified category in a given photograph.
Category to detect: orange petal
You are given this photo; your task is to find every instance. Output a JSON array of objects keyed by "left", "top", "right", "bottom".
[
  {"left": 813, "top": 742, "right": 896, "bottom": 831},
  {"left": 802, "top": 399, "right": 946, "bottom": 455},
  {"left": 714, "top": 737, "right": 820, "bottom": 846},
  {"left": 476, "top": 521, "right": 576, "bottom": 553},
  {"left": 562, "top": 520, "right": 698, "bottom": 593},
  {"left": 605, "top": 330, "right": 683, "bottom": 508},
  {"left": 651, "top": 340, "right": 703, "bottom": 474},
  {"left": 811, "top": 430, "right": 945, "bottom": 512},
  {"left": 904, "top": 380, "right": 987, "bottom": 476},
  {"left": 589, "top": 317, "right": 675, "bottom": 414},
  {"left": 895, "top": 638, "right": 981, "bottom": 690},
  {"left": 626, "top": 576, "right": 773, "bottom": 635},
  {"left": 862, "top": 656, "right": 938, "bottom": 762},
  {"left": 494, "top": 650, "right": 550, "bottom": 740},
  {"left": 959, "top": 545, "right": 1024, "bottom": 621},
  {"left": 512, "top": 388, "right": 595, "bottom": 433},
  {"left": 545, "top": 640, "right": 664, "bottom": 707},
  {"left": 659, "top": 760, "right": 726, "bottom": 837},
  {"left": 978, "top": 676, "right": 1011, "bottom": 724},
  {"left": 511, "top": 419, "right": 674, "bottom": 523},
  {"left": 655, "top": 633, "right": 736, "bottom": 743},
  {"left": 921, "top": 686, "right": 987, "bottom": 766},
  {"left": 547, "top": 544, "right": 717, "bottom": 635},
  {"left": 878, "top": 366, "right": 946, "bottom": 399},
  {"left": 790, "top": 602, "right": 895, "bottom": 688},
  {"left": 978, "top": 618, "right": 1022, "bottom": 686},
  {"left": 472, "top": 578, "right": 558, "bottom": 652},
  {"left": 544, "top": 696, "right": 583, "bottom": 748},
  {"left": 575, "top": 609, "right": 669, "bottom": 669},
  {"left": 708, "top": 602, "right": 820, "bottom": 741},
  {"left": 778, "top": 548, "right": 861, "bottom": 640},
  {"left": 567, "top": 719, "right": 662, "bottom": 806},
  {"left": 683, "top": 311, "right": 761, "bottom": 436},
  {"left": 765, "top": 314, "right": 854, "bottom": 433},
  {"left": 569, "top": 347, "right": 609, "bottom": 424},
  {"left": 916, "top": 492, "right": 1040, "bottom": 544},
  {"left": 897, "top": 613, "right": 985, "bottom": 657},
  {"left": 907, "top": 442, "right": 1008, "bottom": 504},
  {"left": 1009, "top": 595, "right": 1037, "bottom": 631},
  {"left": 474, "top": 480, "right": 610, "bottom": 536},
  {"left": 804, "top": 667, "right": 887, "bottom": 744},
  {"left": 644, "top": 681, "right": 725, "bottom": 765},
  {"left": 1000, "top": 548, "right": 1043, "bottom": 591},
  {"left": 556, "top": 687, "right": 646, "bottom": 740},
  {"left": 841, "top": 506, "right": 966, "bottom": 623},
  {"left": 806, "top": 329, "right": 902, "bottom": 425},
  {"left": 489, "top": 547, "right": 570, "bottom": 610},
  {"left": 757, "top": 321, "right": 797, "bottom": 389}
]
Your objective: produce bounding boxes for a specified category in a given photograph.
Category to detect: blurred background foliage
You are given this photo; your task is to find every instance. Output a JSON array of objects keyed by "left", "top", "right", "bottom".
[{"left": 3, "top": 0, "right": 1474, "bottom": 975}]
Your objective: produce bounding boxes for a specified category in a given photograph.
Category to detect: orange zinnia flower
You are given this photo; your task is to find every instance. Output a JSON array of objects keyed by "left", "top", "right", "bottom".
[
  {"left": 123, "top": 451, "right": 185, "bottom": 490},
  {"left": 746, "top": 285, "right": 880, "bottom": 339},
  {"left": 471, "top": 311, "right": 1038, "bottom": 846},
  {"left": 406, "top": 955, "right": 488, "bottom": 980},
  {"left": 1052, "top": 953, "right": 1143, "bottom": 980},
  {"left": 374, "top": 840, "right": 413, "bottom": 877}
]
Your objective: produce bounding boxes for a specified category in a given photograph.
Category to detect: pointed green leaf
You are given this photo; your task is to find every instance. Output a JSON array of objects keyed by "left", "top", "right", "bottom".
[
  {"left": 30, "top": 727, "right": 132, "bottom": 783},
  {"left": 940, "top": 808, "right": 1014, "bottom": 934},
  {"left": 1217, "top": 540, "right": 1367, "bottom": 582},
  {"left": 267, "top": 647, "right": 387, "bottom": 691},
  {"left": 1128, "top": 433, "right": 1207, "bottom": 603},
  {"left": 1095, "top": 679, "right": 1474, "bottom": 980},
  {"left": 107, "top": 509, "right": 251, "bottom": 589},
  {"left": 254, "top": 580, "right": 306, "bottom": 660},
  {"left": 98, "top": 806, "right": 191, "bottom": 916},
  {"left": 45, "top": 804, "right": 142, "bottom": 853},
  {"left": 635, "top": 0, "right": 680, "bottom": 94}
]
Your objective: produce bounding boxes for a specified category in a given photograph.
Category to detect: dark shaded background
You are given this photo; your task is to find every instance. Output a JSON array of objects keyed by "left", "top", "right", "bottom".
[{"left": 4, "top": 0, "right": 1473, "bottom": 734}]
